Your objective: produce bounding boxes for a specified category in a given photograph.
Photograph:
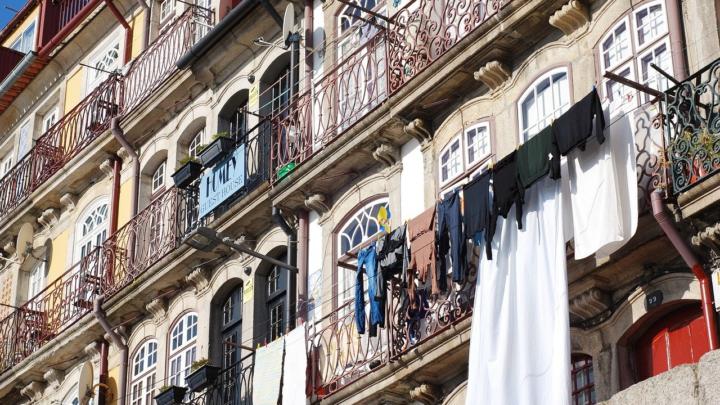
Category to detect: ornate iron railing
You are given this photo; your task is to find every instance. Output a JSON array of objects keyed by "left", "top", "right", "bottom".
[
  {"left": 663, "top": 57, "right": 720, "bottom": 194},
  {"left": 308, "top": 247, "right": 479, "bottom": 399},
  {"left": 122, "top": 7, "right": 212, "bottom": 113},
  {"left": 189, "top": 354, "right": 254, "bottom": 405},
  {"left": 59, "top": 0, "right": 93, "bottom": 30}
]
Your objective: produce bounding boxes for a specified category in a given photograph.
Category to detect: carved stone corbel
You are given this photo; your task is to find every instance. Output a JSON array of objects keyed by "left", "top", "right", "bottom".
[
  {"left": 43, "top": 368, "right": 65, "bottom": 389},
  {"left": 38, "top": 208, "right": 59, "bottom": 229},
  {"left": 473, "top": 61, "right": 511, "bottom": 91},
  {"left": 3, "top": 242, "right": 15, "bottom": 256},
  {"left": 60, "top": 193, "right": 77, "bottom": 213},
  {"left": 20, "top": 381, "right": 46, "bottom": 401},
  {"left": 549, "top": 0, "right": 590, "bottom": 36},
  {"left": 186, "top": 267, "right": 212, "bottom": 295},
  {"left": 569, "top": 287, "right": 611, "bottom": 319},
  {"left": 409, "top": 383, "right": 442, "bottom": 405},
  {"left": 372, "top": 142, "right": 400, "bottom": 168},
  {"left": 305, "top": 193, "right": 330, "bottom": 215},
  {"left": 84, "top": 341, "right": 101, "bottom": 358},
  {"left": 146, "top": 297, "right": 168, "bottom": 323},
  {"left": 403, "top": 118, "right": 433, "bottom": 144},
  {"left": 99, "top": 158, "right": 114, "bottom": 178},
  {"left": 117, "top": 147, "right": 131, "bottom": 163}
]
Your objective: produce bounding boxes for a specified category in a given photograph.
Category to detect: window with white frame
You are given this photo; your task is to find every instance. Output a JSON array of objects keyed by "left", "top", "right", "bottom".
[
  {"left": 28, "top": 259, "right": 46, "bottom": 299},
  {"left": 16, "top": 121, "right": 31, "bottom": 158},
  {"left": 75, "top": 199, "right": 109, "bottom": 261},
  {"left": 159, "top": 0, "right": 175, "bottom": 24},
  {"left": 188, "top": 129, "right": 205, "bottom": 159},
  {"left": 518, "top": 68, "right": 570, "bottom": 141},
  {"left": 169, "top": 312, "right": 198, "bottom": 387},
  {"left": 131, "top": 339, "right": 158, "bottom": 405},
  {"left": 336, "top": 198, "right": 389, "bottom": 308},
  {"left": 10, "top": 21, "right": 35, "bottom": 53},
  {"left": 87, "top": 42, "right": 120, "bottom": 92},
  {"left": 0, "top": 154, "right": 12, "bottom": 176},
  {"left": 599, "top": 1, "right": 673, "bottom": 115},
  {"left": 439, "top": 122, "right": 492, "bottom": 187},
  {"left": 42, "top": 107, "right": 59, "bottom": 133},
  {"left": 151, "top": 161, "right": 166, "bottom": 194}
]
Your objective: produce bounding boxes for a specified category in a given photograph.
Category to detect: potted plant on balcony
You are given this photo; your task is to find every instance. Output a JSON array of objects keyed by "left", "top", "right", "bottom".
[
  {"left": 186, "top": 358, "right": 221, "bottom": 392},
  {"left": 199, "top": 132, "right": 235, "bottom": 167},
  {"left": 154, "top": 385, "right": 187, "bottom": 405},
  {"left": 172, "top": 157, "right": 204, "bottom": 188}
]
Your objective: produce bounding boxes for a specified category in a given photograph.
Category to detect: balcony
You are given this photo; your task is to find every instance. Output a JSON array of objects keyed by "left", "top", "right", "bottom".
[
  {"left": 663, "top": 57, "right": 720, "bottom": 196},
  {"left": 0, "top": 7, "right": 212, "bottom": 229},
  {"left": 271, "top": 0, "right": 512, "bottom": 181},
  {"left": 0, "top": 121, "right": 269, "bottom": 374},
  {"left": 188, "top": 352, "right": 254, "bottom": 405}
]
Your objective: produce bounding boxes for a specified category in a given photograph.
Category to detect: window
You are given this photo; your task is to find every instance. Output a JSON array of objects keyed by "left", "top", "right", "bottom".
[
  {"left": 28, "top": 260, "right": 46, "bottom": 299},
  {"left": 338, "top": 0, "right": 383, "bottom": 58},
  {"left": 599, "top": 1, "right": 673, "bottom": 115},
  {"left": 75, "top": 200, "right": 109, "bottom": 261},
  {"left": 219, "top": 286, "right": 243, "bottom": 403},
  {"left": 42, "top": 108, "right": 59, "bottom": 133},
  {"left": 336, "top": 199, "right": 389, "bottom": 307},
  {"left": 0, "top": 155, "right": 12, "bottom": 176},
  {"left": 151, "top": 161, "right": 166, "bottom": 194},
  {"left": 87, "top": 42, "right": 120, "bottom": 92},
  {"left": 518, "top": 68, "right": 570, "bottom": 141},
  {"left": 10, "top": 21, "right": 35, "bottom": 53},
  {"left": 62, "top": 385, "right": 80, "bottom": 405},
  {"left": 131, "top": 340, "right": 158, "bottom": 405},
  {"left": 169, "top": 312, "right": 198, "bottom": 387},
  {"left": 188, "top": 129, "right": 205, "bottom": 158},
  {"left": 265, "top": 257, "right": 288, "bottom": 342},
  {"left": 16, "top": 121, "right": 31, "bottom": 159},
  {"left": 571, "top": 354, "right": 595, "bottom": 405},
  {"left": 159, "top": 0, "right": 175, "bottom": 23},
  {"left": 438, "top": 123, "right": 492, "bottom": 187}
]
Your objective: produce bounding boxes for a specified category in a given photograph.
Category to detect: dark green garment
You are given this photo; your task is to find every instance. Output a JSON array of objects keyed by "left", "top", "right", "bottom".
[{"left": 516, "top": 126, "right": 560, "bottom": 188}]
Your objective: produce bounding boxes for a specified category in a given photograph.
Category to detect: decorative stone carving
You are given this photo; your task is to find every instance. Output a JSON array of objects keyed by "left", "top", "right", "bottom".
[
  {"left": 409, "top": 383, "right": 442, "bottom": 405},
  {"left": 43, "top": 368, "right": 65, "bottom": 389},
  {"left": 38, "top": 208, "right": 59, "bottom": 229},
  {"left": 569, "top": 287, "right": 611, "bottom": 319},
  {"left": 186, "top": 267, "right": 212, "bottom": 295},
  {"left": 373, "top": 142, "right": 400, "bottom": 167},
  {"left": 3, "top": 242, "right": 15, "bottom": 256},
  {"left": 117, "top": 147, "right": 131, "bottom": 163},
  {"left": 84, "top": 341, "right": 101, "bottom": 358},
  {"left": 99, "top": 158, "right": 114, "bottom": 178},
  {"left": 549, "top": 0, "right": 590, "bottom": 36},
  {"left": 305, "top": 193, "right": 330, "bottom": 215},
  {"left": 473, "top": 61, "right": 511, "bottom": 91},
  {"left": 60, "top": 193, "right": 77, "bottom": 213},
  {"left": 403, "top": 118, "right": 432, "bottom": 144},
  {"left": 146, "top": 296, "right": 168, "bottom": 322},
  {"left": 692, "top": 222, "right": 720, "bottom": 256},
  {"left": 20, "top": 381, "right": 45, "bottom": 401}
]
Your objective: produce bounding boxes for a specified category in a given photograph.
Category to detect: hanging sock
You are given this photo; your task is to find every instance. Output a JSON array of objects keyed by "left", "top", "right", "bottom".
[
  {"left": 467, "top": 176, "right": 571, "bottom": 405},
  {"left": 564, "top": 106, "right": 638, "bottom": 260}
]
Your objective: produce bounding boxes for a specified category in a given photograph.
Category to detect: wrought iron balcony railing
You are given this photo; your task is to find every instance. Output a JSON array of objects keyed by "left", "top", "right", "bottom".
[
  {"left": 189, "top": 353, "right": 254, "bottom": 405},
  {"left": 663, "top": 57, "right": 720, "bottom": 194},
  {"left": 0, "top": 7, "right": 212, "bottom": 226},
  {"left": 271, "top": 0, "right": 511, "bottom": 181}
]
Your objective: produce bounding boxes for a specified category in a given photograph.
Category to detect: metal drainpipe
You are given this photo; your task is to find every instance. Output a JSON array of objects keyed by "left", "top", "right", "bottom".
[
  {"left": 98, "top": 340, "right": 109, "bottom": 405},
  {"left": 136, "top": 0, "right": 151, "bottom": 50},
  {"left": 303, "top": 0, "right": 312, "bottom": 92},
  {"left": 104, "top": 0, "right": 133, "bottom": 64},
  {"left": 651, "top": 190, "right": 719, "bottom": 350},
  {"left": 297, "top": 209, "right": 309, "bottom": 325},
  {"left": 93, "top": 296, "right": 129, "bottom": 405},
  {"left": 272, "top": 207, "right": 297, "bottom": 331},
  {"left": 111, "top": 117, "right": 139, "bottom": 218},
  {"left": 109, "top": 156, "right": 122, "bottom": 235}
]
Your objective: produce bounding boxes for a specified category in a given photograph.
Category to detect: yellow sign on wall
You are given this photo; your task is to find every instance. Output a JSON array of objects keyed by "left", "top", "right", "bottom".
[
  {"left": 243, "top": 278, "right": 254, "bottom": 303},
  {"left": 248, "top": 83, "right": 259, "bottom": 110}
]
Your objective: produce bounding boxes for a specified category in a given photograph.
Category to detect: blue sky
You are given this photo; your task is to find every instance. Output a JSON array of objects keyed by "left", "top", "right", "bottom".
[{"left": 0, "top": 0, "right": 28, "bottom": 32}]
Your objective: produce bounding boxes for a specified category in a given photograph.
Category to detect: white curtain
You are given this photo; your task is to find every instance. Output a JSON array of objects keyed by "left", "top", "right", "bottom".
[{"left": 467, "top": 176, "right": 571, "bottom": 405}]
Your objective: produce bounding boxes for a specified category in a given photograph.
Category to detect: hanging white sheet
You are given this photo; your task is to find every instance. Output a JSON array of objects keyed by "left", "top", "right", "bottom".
[
  {"left": 566, "top": 110, "right": 638, "bottom": 260},
  {"left": 467, "top": 176, "right": 571, "bottom": 405},
  {"left": 252, "top": 336, "right": 285, "bottom": 405},
  {"left": 282, "top": 327, "right": 309, "bottom": 404}
]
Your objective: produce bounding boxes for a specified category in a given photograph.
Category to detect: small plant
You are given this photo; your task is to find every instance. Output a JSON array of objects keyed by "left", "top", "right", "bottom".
[
  {"left": 211, "top": 131, "right": 231, "bottom": 141},
  {"left": 177, "top": 156, "right": 200, "bottom": 168},
  {"left": 191, "top": 358, "right": 209, "bottom": 372},
  {"left": 159, "top": 385, "right": 170, "bottom": 393}
]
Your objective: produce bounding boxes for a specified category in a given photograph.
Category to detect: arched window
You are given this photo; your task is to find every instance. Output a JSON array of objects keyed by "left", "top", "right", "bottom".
[
  {"left": 336, "top": 198, "right": 389, "bottom": 307},
  {"left": 338, "top": 0, "right": 382, "bottom": 58},
  {"left": 188, "top": 128, "right": 205, "bottom": 159},
  {"left": 438, "top": 122, "right": 492, "bottom": 187},
  {"left": 75, "top": 199, "right": 109, "bottom": 261},
  {"left": 219, "top": 92, "right": 249, "bottom": 137},
  {"left": 62, "top": 384, "right": 79, "bottom": 405},
  {"left": 131, "top": 339, "right": 158, "bottom": 405},
  {"left": 599, "top": 1, "right": 673, "bottom": 116},
  {"left": 221, "top": 287, "right": 243, "bottom": 368},
  {"left": 571, "top": 354, "right": 596, "bottom": 405},
  {"left": 151, "top": 160, "right": 166, "bottom": 195},
  {"left": 518, "top": 67, "right": 570, "bottom": 142},
  {"left": 266, "top": 254, "right": 288, "bottom": 342},
  {"left": 169, "top": 312, "right": 198, "bottom": 387}
]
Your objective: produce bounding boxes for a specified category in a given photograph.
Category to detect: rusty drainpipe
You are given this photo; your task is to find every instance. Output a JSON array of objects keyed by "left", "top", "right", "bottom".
[
  {"left": 136, "top": 0, "right": 151, "bottom": 50},
  {"left": 104, "top": 0, "right": 134, "bottom": 64},
  {"left": 111, "top": 117, "right": 139, "bottom": 218},
  {"left": 94, "top": 296, "right": 129, "bottom": 405},
  {"left": 297, "top": 209, "right": 309, "bottom": 325},
  {"left": 98, "top": 340, "right": 110, "bottom": 405},
  {"left": 651, "top": 190, "right": 719, "bottom": 350},
  {"left": 109, "top": 156, "right": 122, "bottom": 234}
]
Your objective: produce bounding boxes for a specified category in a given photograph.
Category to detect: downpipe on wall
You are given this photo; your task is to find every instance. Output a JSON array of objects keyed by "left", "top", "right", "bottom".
[
  {"left": 110, "top": 117, "right": 140, "bottom": 218},
  {"left": 272, "top": 206, "right": 298, "bottom": 330},
  {"left": 93, "top": 296, "right": 129, "bottom": 405}
]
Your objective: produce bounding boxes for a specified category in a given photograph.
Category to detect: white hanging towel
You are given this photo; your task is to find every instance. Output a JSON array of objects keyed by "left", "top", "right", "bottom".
[
  {"left": 467, "top": 177, "right": 572, "bottom": 405},
  {"left": 566, "top": 110, "right": 637, "bottom": 260},
  {"left": 252, "top": 336, "right": 285, "bottom": 405},
  {"left": 282, "top": 327, "right": 309, "bottom": 404}
]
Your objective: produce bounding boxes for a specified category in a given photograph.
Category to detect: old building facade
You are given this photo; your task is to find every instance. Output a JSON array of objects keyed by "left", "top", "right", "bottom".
[{"left": 0, "top": 0, "right": 719, "bottom": 403}]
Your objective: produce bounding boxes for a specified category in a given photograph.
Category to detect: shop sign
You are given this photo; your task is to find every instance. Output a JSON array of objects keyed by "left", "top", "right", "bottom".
[{"left": 199, "top": 144, "right": 245, "bottom": 218}]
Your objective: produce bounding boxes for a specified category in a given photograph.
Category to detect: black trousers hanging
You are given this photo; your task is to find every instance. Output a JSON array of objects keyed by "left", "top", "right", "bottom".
[{"left": 437, "top": 190, "right": 465, "bottom": 290}]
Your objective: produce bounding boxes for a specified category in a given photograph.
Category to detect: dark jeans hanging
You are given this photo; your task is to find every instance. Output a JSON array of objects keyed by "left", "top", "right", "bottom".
[
  {"left": 355, "top": 244, "right": 384, "bottom": 336},
  {"left": 437, "top": 190, "right": 465, "bottom": 290}
]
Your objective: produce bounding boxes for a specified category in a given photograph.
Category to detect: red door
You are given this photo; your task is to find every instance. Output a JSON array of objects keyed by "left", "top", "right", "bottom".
[{"left": 635, "top": 303, "right": 710, "bottom": 381}]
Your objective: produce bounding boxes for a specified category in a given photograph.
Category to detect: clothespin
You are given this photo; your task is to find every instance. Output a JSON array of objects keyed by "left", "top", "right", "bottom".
[{"left": 488, "top": 160, "right": 494, "bottom": 170}]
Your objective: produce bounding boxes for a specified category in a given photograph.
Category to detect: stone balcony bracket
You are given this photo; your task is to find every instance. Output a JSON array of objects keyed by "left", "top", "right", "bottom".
[
  {"left": 692, "top": 222, "right": 720, "bottom": 257},
  {"left": 146, "top": 296, "right": 169, "bottom": 323},
  {"left": 20, "top": 381, "right": 46, "bottom": 401},
  {"left": 473, "top": 61, "right": 511, "bottom": 91},
  {"left": 549, "top": 0, "right": 590, "bottom": 36},
  {"left": 186, "top": 266, "right": 212, "bottom": 296},
  {"left": 60, "top": 193, "right": 78, "bottom": 214},
  {"left": 305, "top": 193, "right": 330, "bottom": 216},
  {"left": 569, "top": 287, "right": 611, "bottom": 319},
  {"left": 373, "top": 142, "right": 401, "bottom": 168},
  {"left": 403, "top": 118, "right": 433, "bottom": 145},
  {"left": 43, "top": 368, "right": 65, "bottom": 389},
  {"left": 409, "top": 383, "right": 442, "bottom": 405},
  {"left": 38, "top": 208, "right": 60, "bottom": 230},
  {"left": 3, "top": 241, "right": 15, "bottom": 256}
]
